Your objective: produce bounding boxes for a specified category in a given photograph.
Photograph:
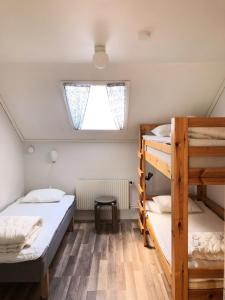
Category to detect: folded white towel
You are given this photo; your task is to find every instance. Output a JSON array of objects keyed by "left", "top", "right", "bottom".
[
  {"left": 0, "top": 225, "right": 41, "bottom": 253},
  {"left": 0, "top": 216, "right": 42, "bottom": 252},
  {"left": 189, "top": 232, "right": 224, "bottom": 261},
  {"left": 189, "top": 127, "right": 225, "bottom": 140}
]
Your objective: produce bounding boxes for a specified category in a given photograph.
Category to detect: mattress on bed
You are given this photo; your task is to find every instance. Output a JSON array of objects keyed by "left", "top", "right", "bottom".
[
  {"left": 146, "top": 201, "right": 224, "bottom": 288},
  {"left": 147, "top": 146, "right": 225, "bottom": 168},
  {"left": 143, "top": 135, "right": 225, "bottom": 168},
  {"left": 143, "top": 135, "right": 225, "bottom": 146},
  {"left": 0, "top": 195, "right": 75, "bottom": 263}
]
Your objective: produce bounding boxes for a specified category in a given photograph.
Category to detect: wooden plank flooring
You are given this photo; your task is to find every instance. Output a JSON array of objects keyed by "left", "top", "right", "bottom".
[{"left": 0, "top": 221, "right": 171, "bottom": 300}]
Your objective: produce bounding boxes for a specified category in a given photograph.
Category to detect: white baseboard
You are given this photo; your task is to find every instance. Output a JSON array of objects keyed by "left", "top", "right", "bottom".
[{"left": 74, "top": 209, "right": 138, "bottom": 221}]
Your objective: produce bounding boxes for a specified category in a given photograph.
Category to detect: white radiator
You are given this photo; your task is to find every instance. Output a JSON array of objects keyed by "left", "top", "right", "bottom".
[{"left": 75, "top": 179, "right": 130, "bottom": 210}]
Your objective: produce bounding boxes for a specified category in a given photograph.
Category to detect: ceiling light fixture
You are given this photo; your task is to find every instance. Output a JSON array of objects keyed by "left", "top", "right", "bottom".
[{"left": 93, "top": 45, "right": 109, "bottom": 69}]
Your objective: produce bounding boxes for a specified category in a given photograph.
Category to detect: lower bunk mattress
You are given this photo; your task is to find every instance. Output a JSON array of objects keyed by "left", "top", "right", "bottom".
[{"left": 146, "top": 201, "right": 224, "bottom": 289}]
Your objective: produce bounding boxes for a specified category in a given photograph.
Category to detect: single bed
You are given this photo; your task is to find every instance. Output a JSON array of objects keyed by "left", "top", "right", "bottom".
[
  {"left": 0, "top": 195, "right": 75, "bottom": 299},
  {"left": 146, "top": 201, "right": 224, "bottom": 290}
]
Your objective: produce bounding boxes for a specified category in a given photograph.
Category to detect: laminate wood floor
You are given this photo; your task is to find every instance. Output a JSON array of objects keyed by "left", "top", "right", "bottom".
[{"left": 0, "top": 221, "right": 171, "bottom": 300}]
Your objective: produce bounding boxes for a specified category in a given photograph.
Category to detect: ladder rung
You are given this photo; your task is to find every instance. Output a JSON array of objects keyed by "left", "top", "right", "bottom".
[
  {"left": 137, "top": 151, "right": 143, "bottom": 158},
  {"left": 138, "top": 200, "right": 144, "bottom": 213},
  {"left": 138, "top": 168, "right": 144, "bottom": 177},
  {"left": 138, "top": 184, "right": 144, "bottom": 194}
]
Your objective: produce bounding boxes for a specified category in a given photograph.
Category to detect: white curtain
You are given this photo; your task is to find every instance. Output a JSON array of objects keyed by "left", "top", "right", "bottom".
[
  {"left": 64, "top": 84, "right": 90, "bottom": 129},
  {"left": 106, "top": 83, "right": 126, "bottom": 130}
]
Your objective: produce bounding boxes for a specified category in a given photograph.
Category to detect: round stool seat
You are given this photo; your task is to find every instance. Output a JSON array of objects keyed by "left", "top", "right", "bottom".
[{"left": 95, "top": 196, "right": 117, "bottom": 205}]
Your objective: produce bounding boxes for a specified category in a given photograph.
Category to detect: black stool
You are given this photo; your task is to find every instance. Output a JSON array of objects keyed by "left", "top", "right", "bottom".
[{"left": 94, "top": 196, "right": 118, "bottom": 233}]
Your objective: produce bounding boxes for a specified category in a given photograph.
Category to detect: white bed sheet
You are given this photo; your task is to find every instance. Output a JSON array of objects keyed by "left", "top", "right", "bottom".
[
  {"left": 143, "top": 134, "right": 225, "bottom": 167},
  {"left": 143, "top": 135, "right": 225, "bottom": 146},
  {"left": 0, "top": 195, "right": 75, "bottom": 263},
  {"left": 146, "top": 202, "right": 224, "bottom": 266},
  {"left": 146, "top": 146, "right": 225, "bottom": 168},
  {"left": 143, "top": 135, "right": 171, "bottom": 144}
]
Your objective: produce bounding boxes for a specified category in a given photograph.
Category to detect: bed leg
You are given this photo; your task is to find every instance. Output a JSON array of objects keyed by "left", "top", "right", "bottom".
[
  {"left": 143, "top": 218, "right": 148, "bottom": 247},
  {"left": 144, "top": 234, "right": 148, "bottom": 247},
  {"left": 41, "top": 270, "right": 49, "bottom": 300},
  {"left": 68, "top": 216, "right": 74, "bottom": 232}
]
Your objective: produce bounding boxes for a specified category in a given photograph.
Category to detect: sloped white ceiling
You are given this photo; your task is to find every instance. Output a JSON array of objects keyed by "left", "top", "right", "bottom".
[
  {"left": 0, "top": 63, "right": 224, "bottom": 140},
  {"left": 0, "top": 0, "right": 225, "bottom": 63},
  {"left": 0, "top": 1, "right": 224, "bottom": 140}
]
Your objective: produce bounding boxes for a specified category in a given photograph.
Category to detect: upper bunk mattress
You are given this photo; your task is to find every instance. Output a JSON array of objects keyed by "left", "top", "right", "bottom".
[
  {"left": 0, "top": 195, "right": 75, "bottom": 263},
  {"left": 143, "top": 135, "right": 225, "bottom": 146},
  {"left": 143, "top": 135, "right": 225, "bottom": 168}
]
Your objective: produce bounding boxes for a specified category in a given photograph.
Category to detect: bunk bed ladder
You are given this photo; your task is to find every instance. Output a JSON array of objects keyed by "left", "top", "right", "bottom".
[{"left": 137, "top": 127, "right": 146, "bottom": 235}]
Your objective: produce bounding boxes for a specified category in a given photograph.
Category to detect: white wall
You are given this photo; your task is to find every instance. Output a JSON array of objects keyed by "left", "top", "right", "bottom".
[
  {"left": 23, "top": 140, "right": 174, "bottom": 216},
  {"left": 208, "top": 86, "right": 225, "bottom": 208},
  {"left": 24, "top": 141, "right": 137, "bottom": 193},
  {"left": 24, "top": 141, "right": 138, "bottom": 218},
  {"left": 0, "top": 103, "right": 24, "bottom": 211},
  {"left": 209, "top": 85, "right": 225, "bottom": 117}
]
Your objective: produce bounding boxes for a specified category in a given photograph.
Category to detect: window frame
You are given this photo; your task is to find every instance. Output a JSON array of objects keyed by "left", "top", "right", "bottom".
[{"left": 62, "top": 80, "right": 130, "bottom": 131}]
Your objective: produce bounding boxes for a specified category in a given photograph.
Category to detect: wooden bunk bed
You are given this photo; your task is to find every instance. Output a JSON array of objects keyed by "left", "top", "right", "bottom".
[{"left": 138, "top": 117, "right": 225, "bottom": 300}]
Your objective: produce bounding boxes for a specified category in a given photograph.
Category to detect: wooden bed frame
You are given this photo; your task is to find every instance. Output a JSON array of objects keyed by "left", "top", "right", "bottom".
[{"left": 138, "top": 117, "right": 225, "bottom": 300}]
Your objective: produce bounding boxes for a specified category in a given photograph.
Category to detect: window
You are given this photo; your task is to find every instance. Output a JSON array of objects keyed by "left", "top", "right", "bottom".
[{"left": 63, "top": 81, "right": 128, "bottom": 130}]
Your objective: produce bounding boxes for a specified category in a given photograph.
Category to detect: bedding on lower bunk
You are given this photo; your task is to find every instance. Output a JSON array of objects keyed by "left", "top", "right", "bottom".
[
  {"left": 0, "top": 195, "right": 74, "bottom": 263},
  {"left": 146, "top": 201, "right": 224, "bottom": 288},
  {"left": 143, "top": 135, "right": 225, "bottom": 168}
]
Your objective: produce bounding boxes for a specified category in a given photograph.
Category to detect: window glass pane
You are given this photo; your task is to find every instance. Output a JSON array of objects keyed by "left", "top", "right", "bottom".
[
  {"left": 64, "top": 84, "right": 90, "bottom": 130},
  {"left": 64, "top": 82, "right": 127, "bottom": 130},
  {"left": 81, "top": 85, "right": 117, "bottom": 130}
]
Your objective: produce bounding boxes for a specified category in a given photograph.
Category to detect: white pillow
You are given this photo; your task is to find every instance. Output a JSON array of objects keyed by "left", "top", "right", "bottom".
[
  {"left": 152, "top": 195, "right": 202, "bottom": 213},
  {"left": 21, "top": 188, "right": 66, "bottom": 203},
  {"left": 146, "top": 201, "right": 161, "bottom": 213},
  {"left": 152, "top": 124, "right": 171, "bottom": 137}
]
